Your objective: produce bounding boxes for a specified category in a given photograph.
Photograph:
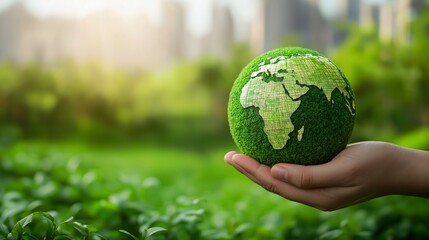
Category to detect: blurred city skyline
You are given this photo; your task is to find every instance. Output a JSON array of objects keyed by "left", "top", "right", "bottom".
[
  {"left": 0, "top": 0, "right": 423, "bottom": 70},
  {"left": 0, "top": 0, "right": 399, "bottom": 36},
  {"left": 0, "top": 0, "right": 259, "bottom": 38}
]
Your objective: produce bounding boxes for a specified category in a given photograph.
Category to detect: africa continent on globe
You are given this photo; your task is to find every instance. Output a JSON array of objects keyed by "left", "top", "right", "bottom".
[{"left": 228, "top": 47, "right": 356, "bottom": 166}]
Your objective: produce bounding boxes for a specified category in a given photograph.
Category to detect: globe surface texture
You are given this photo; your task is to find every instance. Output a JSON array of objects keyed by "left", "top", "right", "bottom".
[{"left": 228, "top": 47, "right": 356, "bottom": 166}]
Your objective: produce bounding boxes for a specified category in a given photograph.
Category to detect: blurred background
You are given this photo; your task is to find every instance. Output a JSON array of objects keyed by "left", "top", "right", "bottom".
[
  {"left": 0, "top": 0, "right": 428, "bottom": 148},
  {"left": 1, "top": 0, "right": 429, "bottom": 239}
]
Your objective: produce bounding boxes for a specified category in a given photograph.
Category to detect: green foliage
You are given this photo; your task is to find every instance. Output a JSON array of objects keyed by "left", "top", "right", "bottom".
[
  {"left": 0, "top": 143, "right": 208, "bottom": 239},
  {"left": 0, "top": 44, "right": 255, "bottom": 145},
  {"left": 393, "top": 128, "right": 429, "bottom": 150},
  {"left": 1, "top": 142, "right": 429, "bottom": 239},
  {"left": 5, "top": 212, "right": 106, "bottom": 240},
  {"left": 331, "top": 10, "right": 429, "bottom": 143},
  {"left": 120, "top": 227, "right": 166, "bottom": 240}
]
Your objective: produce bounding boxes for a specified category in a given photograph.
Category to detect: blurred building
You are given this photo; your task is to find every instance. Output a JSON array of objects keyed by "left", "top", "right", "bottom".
[
  {"left": 0, "top": 2, "right": 166, "bottom": 69},
  {"left": 0, "top": 0, "right": 236, "bottom": 70},
  {"left": 253, "top": 0, "right": 422, "bottom": 54},
  {"left": 0, "top": 0, "right": 425, "bottom": 69},
  {"left": 259, "top": 0, "right": 326, "bottom": 52},
  {"left": 186, "top": 3, "right": 235, "bottom": 60},
  {"left": 207, "top": 4, "right": 234, "bottom": 59},
  {"left": 339, "top": 0, "right": 419, "bottom": 43},
  {"left": 158, "top": 0, "right": 186, "bottom": 66}
]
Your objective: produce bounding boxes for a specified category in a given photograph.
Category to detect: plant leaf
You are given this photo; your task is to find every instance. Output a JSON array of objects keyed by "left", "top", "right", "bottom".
[
  {"left": 146, "top": 227, "right": 166, "bottom": 237},
  {"left": 0, "top": 224, "right": 9, "bottom": 238},
  {"left": 17, "top": 214, "right": 33, "bottom": 228},
  {"left": 119, "top": 230, "right": 138, "bottom": 240},
  {"left": 320, "top": 229, "right": 343, "bottom": 239},
  {"left": 61, "top": 217, "right": 75, "bottom": 225},
  {"left": 11, "top": 223, "right": 23, "bottom": 240}
]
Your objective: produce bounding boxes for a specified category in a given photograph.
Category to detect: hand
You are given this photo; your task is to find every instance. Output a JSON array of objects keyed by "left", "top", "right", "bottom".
[{"left": 224, "top": 141, "right": 429, "bottom": 211}]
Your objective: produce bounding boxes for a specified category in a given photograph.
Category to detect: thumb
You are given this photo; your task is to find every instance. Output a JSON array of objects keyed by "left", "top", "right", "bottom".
[{"left": 271, "top": 162, "right": 345, "bottom": 189}]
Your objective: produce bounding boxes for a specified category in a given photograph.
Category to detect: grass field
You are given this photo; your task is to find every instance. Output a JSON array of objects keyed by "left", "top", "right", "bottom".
[{"left": 1, "top": 140, "right": 429, "bottom": 239}]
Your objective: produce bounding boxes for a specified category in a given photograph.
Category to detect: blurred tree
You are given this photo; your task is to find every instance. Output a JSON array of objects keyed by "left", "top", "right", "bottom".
[{"left": 331, "top": 8, "right": 429, "bottom": 143}]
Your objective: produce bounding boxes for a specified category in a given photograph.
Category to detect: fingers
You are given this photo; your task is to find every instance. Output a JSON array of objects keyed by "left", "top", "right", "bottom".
[
  {"left": 225, "top": 152, "right": 272, "bottom": 188},
  {"left": 224, "top": 152, "right": 375, "bottom": 211},
  {"left": 224, "top": 151, "right": 238, "bottom": 163},
  {"left": 271, "top": 158, "right": 350, "bottom": 189},
  {"left": 224, "top": 152, "right": 332, "bottom": 208}
]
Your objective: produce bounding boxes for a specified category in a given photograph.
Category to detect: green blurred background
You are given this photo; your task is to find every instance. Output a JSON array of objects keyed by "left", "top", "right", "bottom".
[
  {"left": 0, "top": 0, "right": 429, "bottom": 149},
  {"left": 1, "top": 0, "right": 429, "bottom": 239}
]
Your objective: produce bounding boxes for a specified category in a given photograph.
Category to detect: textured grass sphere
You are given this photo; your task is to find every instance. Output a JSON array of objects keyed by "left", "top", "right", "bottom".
[{"left": 228, "top": 47, "right": 356, "bottom": 166}]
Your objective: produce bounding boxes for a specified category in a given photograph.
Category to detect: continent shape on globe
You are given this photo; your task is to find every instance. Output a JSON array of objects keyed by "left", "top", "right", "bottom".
[{"left": 239, "top": 54, "right": 356, "bottom": 150}]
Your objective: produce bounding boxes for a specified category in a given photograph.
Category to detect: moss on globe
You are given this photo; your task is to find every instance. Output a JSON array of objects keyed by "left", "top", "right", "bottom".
[{"left": 228, "top": 47, "right": 356, "bottom": 166}]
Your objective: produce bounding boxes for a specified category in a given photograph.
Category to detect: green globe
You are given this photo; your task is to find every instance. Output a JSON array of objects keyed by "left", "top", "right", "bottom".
[{"left": 228, "top": 47, "right": 356, "bottom": 166}]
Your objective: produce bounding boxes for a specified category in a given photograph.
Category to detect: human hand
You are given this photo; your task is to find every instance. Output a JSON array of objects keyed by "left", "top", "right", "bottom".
[{"left": 225, "top": 141, "right": 429, "bottom": 211}]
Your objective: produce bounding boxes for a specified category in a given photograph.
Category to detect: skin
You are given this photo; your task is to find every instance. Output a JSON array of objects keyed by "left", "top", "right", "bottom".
[{"left": 224, "top": 141, "right": 429, "bottom": 211}]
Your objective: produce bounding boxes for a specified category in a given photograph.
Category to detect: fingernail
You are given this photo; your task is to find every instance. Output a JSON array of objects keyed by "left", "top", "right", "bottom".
[
  {"left": 231, "top": 153, "right": 240, "bottom": 163},
  {"left": 272, "top": 166, "right": 288, "bottom": 180},
  {"left": 224, "top": 151, "right": 237, "bottom": 162}
]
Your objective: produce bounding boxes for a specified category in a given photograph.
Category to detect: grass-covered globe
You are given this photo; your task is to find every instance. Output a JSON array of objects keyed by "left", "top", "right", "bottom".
[{"left": 228, "top": 47, "right": 356, "bottom": 166}]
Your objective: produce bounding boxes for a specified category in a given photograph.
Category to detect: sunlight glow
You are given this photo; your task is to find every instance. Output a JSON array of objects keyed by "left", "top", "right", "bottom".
[{"left": 23, "top": 0, "right": 161, "bottom": 23}]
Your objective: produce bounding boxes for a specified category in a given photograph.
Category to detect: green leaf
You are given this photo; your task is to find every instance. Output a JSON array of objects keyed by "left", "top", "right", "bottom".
[
  {"left": 11, "top": 213, "right": 40, "bottom": 240},
  {"left": 61, "top": 217, "right": 75, "bottom": 225},
  {"left": 53, "top": 234, "right": 74, "bottom": 240},
  {"left": 11, "top": 223, "right": 23, "bottom": 240},
  {"left": 233, "top": 223, "right": 251, "bottom": 236},
  {"left": 17, "top": 214, "right": 33, "bottom": 228},
  {"left": 93, "top": 233, "right": 107, "bottom": 240},
  {"left": 0, "top": 224, "right": 9, "bottom": 238},
  {"left": 320, "top": 229, "right": 343, "bottom": 240},
  {"left": 146, "top": 227, "right": 166, "bottom": 237},
  {"left": 41, "top": 212, "right": 58, "bottom": 238},
  {"left": 39, "top": 212, "right": 56, "bottom": 223},
  {"left": 26, "top": 234, "right": 39, "bottom": 240},
  {"left": 72, "top": 222, "right": 88, "bottom": 236},
  {"left": 119, "top": 230, "right": 138, "bottom": 240}
]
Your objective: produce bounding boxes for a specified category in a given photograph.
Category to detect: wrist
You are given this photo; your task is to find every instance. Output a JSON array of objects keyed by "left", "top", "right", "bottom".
[{"left": 388, "top": 144, "right": 429, "bottom": 197}]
